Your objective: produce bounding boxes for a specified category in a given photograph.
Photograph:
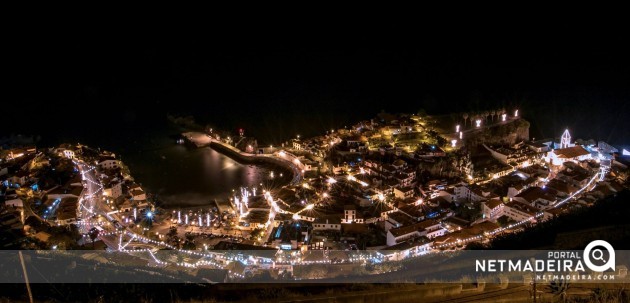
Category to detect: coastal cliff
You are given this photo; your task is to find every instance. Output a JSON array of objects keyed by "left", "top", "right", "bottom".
[{"left": 464, "top": 119, "right": 530, "bottom": 147}]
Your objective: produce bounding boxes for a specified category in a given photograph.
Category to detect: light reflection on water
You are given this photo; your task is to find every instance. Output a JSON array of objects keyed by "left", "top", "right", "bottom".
[{"left": 123, "top": 143, "right": 291, "bottom": 208}]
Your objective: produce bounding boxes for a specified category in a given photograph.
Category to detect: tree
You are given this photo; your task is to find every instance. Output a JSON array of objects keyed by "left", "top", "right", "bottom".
[
  {"left": 139, "top": 217, "right": 153, "bottom": 230},
  {"left": 88, "top": 227, "right": 99, "bottom": 248},
  {"left": 182, "top": 240, "right": 196, "bottom": 250},
  {"left": 166, "top": 227, "right": 180, "bottom": 247},
  {"left": 462, "top": 113, "right": 469, "bottom": 128},
  {"left": 166, "top": 226, "right": 178, "bottom": 239},
  {"left": 548, "top": 279, "right": 570, "bottom": 303},
  {"left": 249, "top": 228, "right": 265, "bottom": 242}
]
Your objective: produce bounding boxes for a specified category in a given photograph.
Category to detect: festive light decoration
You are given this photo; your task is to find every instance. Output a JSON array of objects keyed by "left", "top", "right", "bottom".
[
  {"left": 65, "top": 137, "right": 608, "bottom": 280},
  {"left": 561, "top": 129, "right": 571, "bottom": 149}
]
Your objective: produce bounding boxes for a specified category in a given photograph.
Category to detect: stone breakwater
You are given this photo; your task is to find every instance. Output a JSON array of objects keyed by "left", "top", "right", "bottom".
[{"left": 182, "top": 132, "right": 301, "bottom": 185}]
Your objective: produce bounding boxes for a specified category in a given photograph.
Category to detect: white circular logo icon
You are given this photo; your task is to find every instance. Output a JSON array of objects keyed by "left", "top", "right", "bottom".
[{"left": 583, "top": 240, "right": 615, "bottom": 272}]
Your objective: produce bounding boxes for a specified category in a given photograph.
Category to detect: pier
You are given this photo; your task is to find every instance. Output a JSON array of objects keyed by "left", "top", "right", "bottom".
[{"left": 182, "top": 132, "right": 303, "bottom": 185}]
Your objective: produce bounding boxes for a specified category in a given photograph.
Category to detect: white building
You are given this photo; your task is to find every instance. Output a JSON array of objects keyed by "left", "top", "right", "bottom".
[
  {"left": 99, "top": 159, "right": 121, "bottom": 170},
  {"left": 394, "top": 186, "right": 415, "bottom": 199},
  {"left": 312, "top": 217, "right": 341, "bottom": 231},
  {"left": 546, "top": 146, "right": 591, "bottom": 166},
  {"left": 130, "top": 188, "right": 146, "bottom": 201},
  {"left": 103, "top": 181, "right": 123, "bottom": 199},
  {"left": 342, "top": 205, "right": 363, "bottom": 224},
  {"left": 481, "top": 199, "right": 504, "bottom": 221},
  {"left": 292, "top": 140, "right": 302, "bottom": 150},
  {"left": 4, "top": 198, "right": 24, "bottom": 208},
  {"left": 512, "top": 186, "right": 557, "bottom": 209},
  {"left": 386, "top": 219, "right": 445, "bottom": 246},
  {"left": 63, "top": 150, "right": 75, "bottom": 159},
  {"left": 454, "top": 185, "right": 487, "bottom": 202}
]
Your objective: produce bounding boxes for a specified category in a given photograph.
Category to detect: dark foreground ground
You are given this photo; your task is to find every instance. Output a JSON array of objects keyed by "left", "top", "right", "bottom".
[{"left": 2, "top": 190, "right": 629, "bottom": 302}]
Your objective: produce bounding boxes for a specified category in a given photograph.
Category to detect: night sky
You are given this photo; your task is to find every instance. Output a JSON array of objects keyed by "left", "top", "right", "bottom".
[{"left": 5, "top": 21, "right": 629, "bottom": 146}]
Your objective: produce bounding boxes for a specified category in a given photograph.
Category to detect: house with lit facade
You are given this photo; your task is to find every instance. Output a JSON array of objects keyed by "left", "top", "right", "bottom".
[
  {"left": 386, "top": 219, "right": 445, "bottom": 246},
  {"left": 545, "top": 130, "right": 592, "bottom": 166}
]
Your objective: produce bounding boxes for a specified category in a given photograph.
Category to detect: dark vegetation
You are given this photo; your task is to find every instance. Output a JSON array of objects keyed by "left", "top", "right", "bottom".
[{"left": 468, "top": 189, "right": 630, "bottom": 250}]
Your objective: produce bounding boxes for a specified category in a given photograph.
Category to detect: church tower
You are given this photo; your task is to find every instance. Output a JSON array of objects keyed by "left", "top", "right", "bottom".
[{"left": 560, "top": 129, "right": 571, "bottom": 148}]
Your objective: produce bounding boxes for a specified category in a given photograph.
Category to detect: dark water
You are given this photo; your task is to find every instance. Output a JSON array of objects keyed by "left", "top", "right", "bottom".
[
  {"left": 37, "top": 122, "right": 291, "bottom": 208},
  {"left": 16, "top": 96, "right": 630, "bottom": 210},
  {"left": 123, "top": 143, "right": 291, "bottom": 208}
]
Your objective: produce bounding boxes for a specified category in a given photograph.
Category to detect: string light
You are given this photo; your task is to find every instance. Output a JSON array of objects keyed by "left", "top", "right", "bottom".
[{"left": 65, "top": 131, "right": 607, "bottom": 279}]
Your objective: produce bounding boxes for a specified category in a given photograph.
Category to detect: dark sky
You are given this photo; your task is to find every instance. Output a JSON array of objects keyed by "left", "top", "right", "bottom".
[{"left": 4, "top": 21, "right": 630, "bottom": 146}]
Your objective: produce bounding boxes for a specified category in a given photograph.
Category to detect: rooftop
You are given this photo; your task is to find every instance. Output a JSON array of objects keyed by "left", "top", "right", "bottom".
[
  {"left": 389, "top": 219, "right": 439, "bottom": 237},
  {"left": 515, "top": 186, "right": 557, "bottom": 203},
  {"left": 553, "top": 146, "right": 590, "bottom": 159}
]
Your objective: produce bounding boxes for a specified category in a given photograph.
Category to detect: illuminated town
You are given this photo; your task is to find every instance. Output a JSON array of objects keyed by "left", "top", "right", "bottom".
[
  {"left": 2, "top": 108, "right": 628, "bottom": 284},
  {"left": 3, "top": 20, "right": 630, "bottom": 302}
]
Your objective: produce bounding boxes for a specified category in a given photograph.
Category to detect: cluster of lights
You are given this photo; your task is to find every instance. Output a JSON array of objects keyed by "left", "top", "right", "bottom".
[
  {"left": 228, "top": 271, "right": 245, "bottom": 279},
  {"left": 554, "top": 168, "right": 602, "bottom": 208},
  {"left": 63, "top": 131, "right": 610, "bottom": 279},
  {"left": 82, "top": 230, "right": 118, "bottom": 238},
  {"left": 195, "top": 259, "right": 222, "bottom": 267},
  {"left": 148, "top": 250, "right": 167, "bottom": 265},
  {"left": 300, "top": 260, "right": 332, "bottom": 264},
  {"left": 75, "top": 221, "right": 105, "bottom": 226},
  {"left": 432, "top": 168, "right": 603, "bottom": 250},
  {"left": 73, "top": 157, "right": 246, "bottom": 274}
]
